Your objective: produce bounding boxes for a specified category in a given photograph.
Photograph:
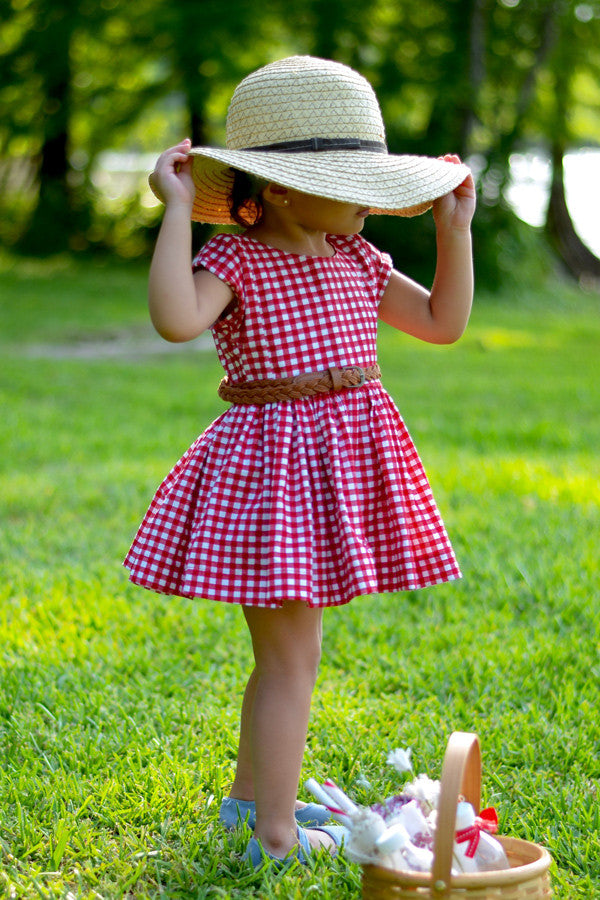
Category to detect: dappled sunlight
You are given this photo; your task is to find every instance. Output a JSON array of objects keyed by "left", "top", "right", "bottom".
[
  {"left": 443, "top": 454, "right": 599, "bottom": 506},
  {"left": 2, "top": 257, "right": 599, "bottom": 898},
  {"left": 464, "top": 326, "right": 555, "bottom": 351}
]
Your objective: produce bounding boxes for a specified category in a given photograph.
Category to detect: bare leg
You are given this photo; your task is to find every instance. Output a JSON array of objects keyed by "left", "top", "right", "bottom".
[
  {"left": 228, "top": 666, "right": 258, "bottom": 801},
  {"left": 229, "top": 638, "right": 323, "bottom": 809},
  {"left": 241, "top": 601, "right": 332, "bottom": 857}
]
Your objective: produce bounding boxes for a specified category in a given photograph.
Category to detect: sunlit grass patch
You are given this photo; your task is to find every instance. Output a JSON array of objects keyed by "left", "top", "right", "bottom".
[
  {"left": 469, "top": 326, "right": 543, "bottom": 350},
  {"left": 1, "top": 262, "right": 599, "bottom": 898},
  {"left": 443, "top": 453, "right": 599, "bottom": 506}
]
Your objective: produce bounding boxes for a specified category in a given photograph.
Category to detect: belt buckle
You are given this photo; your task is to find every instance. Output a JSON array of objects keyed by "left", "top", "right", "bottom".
[{"left": 347, "top": 365, "right": 366, "bottom": 388}]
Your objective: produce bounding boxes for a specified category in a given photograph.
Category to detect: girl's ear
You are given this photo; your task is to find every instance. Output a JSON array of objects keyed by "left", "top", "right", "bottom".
[{"left": 263, "top": 183, "right": 291, "bottom": 207}]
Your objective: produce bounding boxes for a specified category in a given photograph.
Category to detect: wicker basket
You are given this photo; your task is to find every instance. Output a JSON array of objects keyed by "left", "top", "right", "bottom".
[{"left": 361, "top": 732, "right": 552, "bottom": 899}]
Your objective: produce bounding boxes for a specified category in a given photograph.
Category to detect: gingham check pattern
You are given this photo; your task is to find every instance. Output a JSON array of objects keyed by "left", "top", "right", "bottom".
[{"left": 124, "top": 234, "right": 460, "bottom": 607}]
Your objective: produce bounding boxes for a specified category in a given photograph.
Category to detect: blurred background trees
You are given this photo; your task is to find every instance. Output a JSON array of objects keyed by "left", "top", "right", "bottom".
[{"left": 1, "top": 0, "right": 599, "bottom": 286}]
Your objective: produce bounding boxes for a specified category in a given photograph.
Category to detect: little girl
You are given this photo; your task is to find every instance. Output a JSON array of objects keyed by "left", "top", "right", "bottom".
[{"left": 124, "top": 56, "right": 475, "bottom": 868}]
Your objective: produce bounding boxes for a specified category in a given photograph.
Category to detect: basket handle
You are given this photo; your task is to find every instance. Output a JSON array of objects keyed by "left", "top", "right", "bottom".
[{"left": 431, "top": 732, "right": 481, "bottom": 896}]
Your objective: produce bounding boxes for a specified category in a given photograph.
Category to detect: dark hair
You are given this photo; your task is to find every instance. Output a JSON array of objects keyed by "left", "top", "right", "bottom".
[{"left": 228, "top": 168, "right": 266, "bottom": 226}]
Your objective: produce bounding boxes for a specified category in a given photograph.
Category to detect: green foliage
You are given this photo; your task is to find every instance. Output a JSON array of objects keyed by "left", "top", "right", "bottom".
[
  {"left": 1, "top": 257, "right": 599, "bottom": 897},
  {"left": 469, "top": 202, "right": 557, "bottom": 292},
  {"left": 363, "top": 199, "right": 557, "bottom": 292},
  {"left": 1, "top": 1, "right": 600, "bottom": 267}
]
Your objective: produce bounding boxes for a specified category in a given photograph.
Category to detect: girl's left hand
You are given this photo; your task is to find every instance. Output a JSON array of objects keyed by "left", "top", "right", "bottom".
[{"left": 433, "top": 154, "right": 476, "bottom": 232}]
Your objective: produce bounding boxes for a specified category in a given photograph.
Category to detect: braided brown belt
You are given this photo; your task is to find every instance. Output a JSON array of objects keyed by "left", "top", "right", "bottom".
[{"left": 218, "top": 364, "right": 381, "bottom": 405}]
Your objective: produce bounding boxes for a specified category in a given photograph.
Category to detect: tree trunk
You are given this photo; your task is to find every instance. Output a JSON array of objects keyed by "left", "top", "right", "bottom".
[
  {"left": 546, "top": 145, "right": 600, "bottom": 282},
  {"left": 482, "top": 2, "right": 560, "bottom": 198},
  {"left": 460, "top": 0, "right": 487, "bottom": 154},
  {"left": 16, "top": 4, "right": 85, "bottom": 254}
]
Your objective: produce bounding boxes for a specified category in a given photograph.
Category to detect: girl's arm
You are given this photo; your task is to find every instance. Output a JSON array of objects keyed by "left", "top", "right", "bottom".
[
  {"left": 148, "top": 139, "right": 234, "bottom": 343},
  {"left": 378, "top": 155, "right": 476, "bottom": 345}
]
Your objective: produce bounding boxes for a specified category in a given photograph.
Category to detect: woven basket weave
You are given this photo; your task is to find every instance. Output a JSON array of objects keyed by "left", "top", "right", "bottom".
[{"left": 361, "top": 733, "right": 552, "bottom": 899}]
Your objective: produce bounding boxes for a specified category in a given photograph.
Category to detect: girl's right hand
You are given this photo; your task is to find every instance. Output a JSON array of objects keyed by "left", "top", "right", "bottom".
[{"left": 148, "top": 139, "right": 195, "bottom": 209}]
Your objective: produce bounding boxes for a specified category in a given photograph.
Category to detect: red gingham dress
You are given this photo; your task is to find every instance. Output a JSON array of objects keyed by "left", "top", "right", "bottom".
[{"left": 124, "top": 232, "right": 461, "bottom": 607}]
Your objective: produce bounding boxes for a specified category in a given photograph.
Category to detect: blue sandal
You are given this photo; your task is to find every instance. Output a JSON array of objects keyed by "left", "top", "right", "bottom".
[
  {"left": 219, "top": 796, "right": 331, "bottom": 831},
  {"left": 243, "top": 823, "right": 347, "bottom": 870}
]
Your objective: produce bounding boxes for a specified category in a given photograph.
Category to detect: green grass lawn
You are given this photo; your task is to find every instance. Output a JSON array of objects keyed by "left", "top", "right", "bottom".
[{"left": 1, "top": 254, "right": 599, "bottom": 899}]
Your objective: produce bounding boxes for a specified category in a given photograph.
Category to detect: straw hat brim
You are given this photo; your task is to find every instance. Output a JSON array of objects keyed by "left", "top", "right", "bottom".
[{"left": 187, "top": 148, "right": 470, "bottom": 223}]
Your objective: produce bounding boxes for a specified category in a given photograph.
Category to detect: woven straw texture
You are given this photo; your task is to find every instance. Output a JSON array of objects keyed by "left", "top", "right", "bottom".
[
  {"left": 362, "top": 838, "right": 552, "bottom": 899},
  {"left": 361, "top": 733, "right": 552, "bottom": 900},
  {"left": 186, "top": 56, "right": 470, "bottom": 223}
]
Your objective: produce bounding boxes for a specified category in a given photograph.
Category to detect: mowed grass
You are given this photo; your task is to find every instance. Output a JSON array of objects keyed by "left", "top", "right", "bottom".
[{"left": 0, "top": 254, "right": 599, "bottom": 899}]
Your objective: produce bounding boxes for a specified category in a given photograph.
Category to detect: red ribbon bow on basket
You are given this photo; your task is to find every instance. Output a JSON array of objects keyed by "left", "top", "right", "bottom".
[{"left": 455, "top": 807, "right": 499, "bottom": 858}]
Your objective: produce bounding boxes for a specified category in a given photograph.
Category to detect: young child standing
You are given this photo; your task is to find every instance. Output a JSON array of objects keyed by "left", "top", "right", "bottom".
[{"left": 124, "top": 56, "right": 475, "bottom": 868}]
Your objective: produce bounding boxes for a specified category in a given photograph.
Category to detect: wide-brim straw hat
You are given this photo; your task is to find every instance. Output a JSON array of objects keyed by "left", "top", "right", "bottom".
[{"left": 171, "top": 56, "right": 471, "bottom": 223}]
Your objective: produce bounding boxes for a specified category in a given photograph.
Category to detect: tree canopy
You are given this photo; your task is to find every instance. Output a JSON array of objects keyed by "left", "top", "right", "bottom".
[{"left": 1, "top": 0, "right": 599, "bottom": 284}]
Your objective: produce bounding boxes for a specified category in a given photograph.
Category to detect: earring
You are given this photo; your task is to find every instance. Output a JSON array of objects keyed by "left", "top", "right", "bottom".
[{"left": 283, "top": 199, "right": 289, "bottom": 206}]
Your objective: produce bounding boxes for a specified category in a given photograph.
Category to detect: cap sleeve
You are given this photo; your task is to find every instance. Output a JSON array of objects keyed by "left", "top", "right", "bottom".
[
  {"left": 330, "top": 234, "right": 393, "bottom": 303},
  {"left": 370, "top": 250, "right": 392, "bottom": 301},
  {"left": 192, "top": 233, "right": 245, "bottom": 300}
]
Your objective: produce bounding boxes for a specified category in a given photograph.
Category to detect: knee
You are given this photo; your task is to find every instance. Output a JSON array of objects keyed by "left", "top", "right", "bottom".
[
  {"left": 257, "top": 632, "right": 322, "bottom": 686},
  {"left": 299, "top": 637, "right": 322, "bottom": 686},
  {"left": 245, "top": 604, "right": 324, "bottom": 687}
]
